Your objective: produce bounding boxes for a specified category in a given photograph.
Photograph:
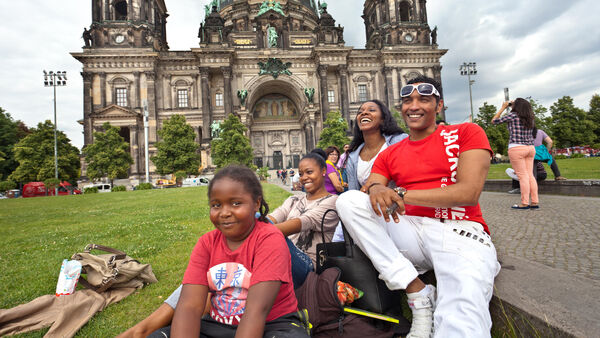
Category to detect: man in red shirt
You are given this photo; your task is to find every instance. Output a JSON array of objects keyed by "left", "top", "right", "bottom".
[{"left": 336, "top": 76, "right": 500, "bottom": 337}]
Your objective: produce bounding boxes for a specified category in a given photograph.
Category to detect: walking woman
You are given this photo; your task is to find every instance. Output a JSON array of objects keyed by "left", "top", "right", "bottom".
[{"left": 492, "top": 98, "right": 539, "bottom": 209}]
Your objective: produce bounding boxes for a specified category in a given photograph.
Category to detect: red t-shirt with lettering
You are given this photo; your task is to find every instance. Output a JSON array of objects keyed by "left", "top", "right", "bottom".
[
  {"left": 372, "top": 123, "right": 492, "bottom": 233},
  {"left": 182, "top": 220, "right": 297, "bottom": 325}
]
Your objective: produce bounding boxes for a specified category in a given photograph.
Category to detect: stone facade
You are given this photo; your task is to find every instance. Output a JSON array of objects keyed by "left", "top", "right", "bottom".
[{"left": 72, "top": 0, "right": 446, "bottom": 178}]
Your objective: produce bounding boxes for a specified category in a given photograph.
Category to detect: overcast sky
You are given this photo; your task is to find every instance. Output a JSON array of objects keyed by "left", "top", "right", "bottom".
[{"left": 1, "top": 0, "right": 598, "bottom": 149}]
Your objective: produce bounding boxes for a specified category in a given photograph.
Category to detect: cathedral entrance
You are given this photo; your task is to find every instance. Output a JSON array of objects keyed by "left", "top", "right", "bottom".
[
  {"left": 247, "top": 79, "right": 308, "bottom": 169},
  {"left": 273, "top": 151, "right": 283, "bottom": 169}
]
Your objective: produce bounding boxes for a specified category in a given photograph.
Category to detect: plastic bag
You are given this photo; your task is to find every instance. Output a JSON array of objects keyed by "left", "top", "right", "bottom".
[{"left": 55, "top": 259, "right": 82, "bottom": 296}]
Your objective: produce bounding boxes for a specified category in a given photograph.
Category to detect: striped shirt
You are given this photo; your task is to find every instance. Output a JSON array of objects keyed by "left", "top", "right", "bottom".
[{"left": 493, "top": 112, "right": 534, "bottom": 145}]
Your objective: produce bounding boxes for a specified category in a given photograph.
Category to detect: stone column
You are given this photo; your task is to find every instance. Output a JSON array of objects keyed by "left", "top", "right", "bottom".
[
  {"left": 318, "top": 64, "right": 329, "bottom": 121},
  {"left": 338, "top": 65, "right": 350, "bottom": 124},
  {"left": 130, "top": 125, "right": 140, "bottom": 175},
  {"left": 221, "top": 66, "right": 232, "bottom": 116},
  {"left": 134, "top": 71, "right": 141, "bottom": 108},
  {"left": 128, "top": 0, "right": 133, "bottom": 21},
  {"left": 166, "top": 74, "right": 172, "bottom": 109},
  {"left": 200, "top": 67, "right": 212, "bottom": 142},
  {"left": 81, "top": 72, "right": 94, "bottom": 146},
  {"left": 144, "top": 71, "right": 158, "bottom": 142},
  {"left": 92, "top": 0, "right": 98, "bottom": 22},
  {"left": 382, "top": 66, "right": 394, "bottom": 108},
  {"left": 99, "top": 72, "right": 107, "bottom": 107},
  {"left": 194, "top": 73, "right": 200, "bottom": 108},
  {"left": 104, "top": 0, "right": 110, "bottom": 20},
  {"left": 370, "top": 70, "right": 378, "bottom": 101}
]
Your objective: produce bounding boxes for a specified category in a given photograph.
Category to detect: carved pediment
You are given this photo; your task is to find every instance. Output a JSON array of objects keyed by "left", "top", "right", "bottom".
[{"left": 90, "top": 104, "right": 141, "bottom": 119}]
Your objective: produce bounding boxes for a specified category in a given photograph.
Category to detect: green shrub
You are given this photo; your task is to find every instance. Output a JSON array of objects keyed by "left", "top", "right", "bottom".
[
  {"left": 570, "top": 153, "right": 585, "bottom": 159},
  {"left": 44, "top": 178, "right": 61, "bottom": 192},
  {"left": 257, "top": 166, "right": 271, "bottom": 181},
  {"left": 0, "top": 180, "right": 16, "bottom": 193},
  {"left": 112, "top": 185, "right": 126, "bottom": 192},
  {"left": 136, "top": 182, "right": 154, "bottom": 190},
  {"left": 84, "top": 186, "right": 99, "bottom": 194},
  {"left": 554, "top": 154, "right": 568, "bottom": 160}
]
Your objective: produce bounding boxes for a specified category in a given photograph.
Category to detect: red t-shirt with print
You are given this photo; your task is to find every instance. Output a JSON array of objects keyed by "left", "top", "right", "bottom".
[
  {"left": 372, "top": 123, "right": 492, "bottom": 233},
  {"left": 182, "top": 220, "right": 297, "bottom": 325}
]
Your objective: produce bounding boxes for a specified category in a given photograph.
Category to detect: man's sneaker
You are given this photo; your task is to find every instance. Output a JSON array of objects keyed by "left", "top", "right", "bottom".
[
  {"left": 508, "top": 188, "right": 520, "bottom": 194},
  {"left": 406, "top": 285, "right": 436, "bottom": 338},
  {"left": 555, "top": 176, "right": 567, "bottom": 181}
]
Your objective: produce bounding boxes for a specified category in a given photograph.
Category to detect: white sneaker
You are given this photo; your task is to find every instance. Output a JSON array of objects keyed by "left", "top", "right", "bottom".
[{"left": 406, "top": 285, "right": 436, "bottom": 338}]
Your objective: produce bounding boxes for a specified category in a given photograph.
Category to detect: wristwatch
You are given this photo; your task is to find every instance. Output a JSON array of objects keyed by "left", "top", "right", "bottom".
[{"left": 393, "top": 187, "right": 407, "bottom": 200}]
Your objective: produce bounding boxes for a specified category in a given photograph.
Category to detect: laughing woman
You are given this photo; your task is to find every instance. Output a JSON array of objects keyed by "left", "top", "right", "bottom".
[{"left": 346, "top": 99, "right": 407, "bottom": 191}]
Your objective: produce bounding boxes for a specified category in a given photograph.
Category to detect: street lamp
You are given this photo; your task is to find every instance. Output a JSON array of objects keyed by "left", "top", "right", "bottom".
[
  {"left": 459, "top": 62, "right": 477, "bottom": 122},
  {"left": 43, "top": 70, "right": 67, "bottom": 196}
]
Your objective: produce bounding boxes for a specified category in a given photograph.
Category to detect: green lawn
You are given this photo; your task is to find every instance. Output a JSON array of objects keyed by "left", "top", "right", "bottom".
[
  {"left": 487, "top": 157, "right": 600, "bottom": 180},
  {"left": 0, "top": 184, "right": 291, "bottom": 337}
]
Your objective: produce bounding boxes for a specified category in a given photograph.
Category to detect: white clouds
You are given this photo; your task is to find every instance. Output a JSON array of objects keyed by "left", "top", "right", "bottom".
[{"left": 0, "top": 0, "right": 598, "bottom": 148}]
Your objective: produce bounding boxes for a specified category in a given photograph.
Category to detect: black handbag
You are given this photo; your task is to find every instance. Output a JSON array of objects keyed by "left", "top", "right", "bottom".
[{"left": 316, "top": 209, "right": 404, "bottom": 315}]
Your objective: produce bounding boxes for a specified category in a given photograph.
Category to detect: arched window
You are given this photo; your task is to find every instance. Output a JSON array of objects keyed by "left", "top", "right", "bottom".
[
  {"left": 399, "top": 1, "right": 411, "bottom": 22},
  {"left": 114, "top": 0, "right": 128, "bottom": 20}
]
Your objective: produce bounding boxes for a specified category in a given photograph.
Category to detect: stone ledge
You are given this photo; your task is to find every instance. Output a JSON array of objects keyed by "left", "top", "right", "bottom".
[
  {"left": 484, "top": 179, "right": 600, "bottom": 197},
  {"left": 490, "top": 254, "right": 600, "bottom": 338}
]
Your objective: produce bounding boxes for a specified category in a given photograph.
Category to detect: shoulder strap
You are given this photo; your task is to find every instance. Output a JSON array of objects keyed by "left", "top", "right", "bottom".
[{"left": 84, "top": 244, "right": 126, "bottom": 260}]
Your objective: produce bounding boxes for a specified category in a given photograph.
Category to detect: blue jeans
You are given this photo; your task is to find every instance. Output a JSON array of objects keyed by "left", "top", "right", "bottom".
[
  {"left": 257, "top": 213, "right": 313, "bottom": 288},
  {"left": 286, "top": 238, "right": 314, "bottom": 289}
]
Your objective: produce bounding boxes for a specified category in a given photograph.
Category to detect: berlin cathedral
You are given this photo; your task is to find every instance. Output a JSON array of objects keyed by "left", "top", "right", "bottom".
[{"left": 72, "top": 0, "right": 446, "bottom": 179}]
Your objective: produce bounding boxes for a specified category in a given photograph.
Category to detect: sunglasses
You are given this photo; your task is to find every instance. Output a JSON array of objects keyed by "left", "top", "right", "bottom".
[{"left": 400, "top": 83, "right": 441, "bottom": 98}]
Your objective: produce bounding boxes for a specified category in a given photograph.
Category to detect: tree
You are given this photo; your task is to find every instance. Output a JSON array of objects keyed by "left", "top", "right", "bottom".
[
  {"left": 549, "top": 96, "right": 597, "bottom": 148},
  {"left": 0, "top": 108, "right": 29, "bottom": 180},
  {"left": 317, "top": 111, "right": 351, "bottom": 151},
  {"left": 211, "top": 114, "right": 253, "bottom": 168},
  {"left": 474, "top": 102, "right": 508, "bottom": 155},
  {"left": 588, "top": 94, "right": 600, "bottom": 147},
  {"left": 529, "top": 98, "right": 551, "bottom": 133},
  {"left": 9, "top": 120, "right": 80, "bottom": 184},
  {"left": 151, "top": 115, "right": 200, "bottom": 175},
  {"left": 83, "top": 122, "right": 133, "bottom": 185}
]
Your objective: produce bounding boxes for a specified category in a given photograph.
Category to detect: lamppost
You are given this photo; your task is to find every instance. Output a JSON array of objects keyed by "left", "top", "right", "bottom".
[
  {"left": 459, "top": 62, "right": 477, "bottom": 122},
  {"left": 43, "top": 70, "right": 67, "bottom": 196}
]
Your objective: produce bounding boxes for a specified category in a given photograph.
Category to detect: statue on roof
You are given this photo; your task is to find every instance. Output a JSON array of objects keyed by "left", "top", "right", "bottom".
[
  {"left": 257, "top": 0, "right": 286, "bottom": 17},
  {"left": 318, "top": 0, "right": 328, "bottom": 15}
]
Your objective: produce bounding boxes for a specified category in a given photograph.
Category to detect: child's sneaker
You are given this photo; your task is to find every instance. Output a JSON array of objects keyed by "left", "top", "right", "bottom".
[{"left": 406, "top": 285, "right": 436, "bottom": 338}]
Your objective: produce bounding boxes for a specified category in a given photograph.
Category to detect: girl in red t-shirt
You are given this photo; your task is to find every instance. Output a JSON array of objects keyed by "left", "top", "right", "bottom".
[{"left": 154, "top": 165, "right": 308, "bottom": 338}]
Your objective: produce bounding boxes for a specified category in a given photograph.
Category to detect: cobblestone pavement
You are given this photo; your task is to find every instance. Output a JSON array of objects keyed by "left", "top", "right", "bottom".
[
  {"left": 269, "top": 178, "right": 600, "bottom": 281},
  {"left": 480, "top": 192, "right": 599, "bottom": 281}
]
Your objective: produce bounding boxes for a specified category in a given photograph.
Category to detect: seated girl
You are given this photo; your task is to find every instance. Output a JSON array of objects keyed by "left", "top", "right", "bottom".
[{"left": 148, "top": 165, "right": 309, "bottom": 338}]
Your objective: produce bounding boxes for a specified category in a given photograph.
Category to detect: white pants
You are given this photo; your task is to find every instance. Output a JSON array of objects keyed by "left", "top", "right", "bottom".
[{"left": 336, "top": 190, "right": 501, "bottom": 337}]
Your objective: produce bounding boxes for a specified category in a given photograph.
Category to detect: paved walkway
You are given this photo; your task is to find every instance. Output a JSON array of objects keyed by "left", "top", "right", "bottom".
[
  {"left": 480, "top": 191, "right": 600, "bottom": 281},
  {"left": 268, "top": 178, "right": 600, "bottom": 281}
]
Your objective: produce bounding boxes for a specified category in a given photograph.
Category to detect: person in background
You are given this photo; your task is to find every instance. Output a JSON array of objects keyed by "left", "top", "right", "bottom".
[
  {"left": 534, "top": 128, "right": 566, "bottom": 181},
  {"left": 324, "top": 146, "right": 346, "bottom": 194},
  {"left": 337, "top": 143, "right": 351, "bottom": 191},
  {"left": 492, "top": 98, "right": 539, "bottom": 209}
]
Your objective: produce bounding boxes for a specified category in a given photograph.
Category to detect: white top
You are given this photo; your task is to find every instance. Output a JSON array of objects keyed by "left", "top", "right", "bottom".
[{"left": 356, "top": 143, "right": 388, "bottom": 187}]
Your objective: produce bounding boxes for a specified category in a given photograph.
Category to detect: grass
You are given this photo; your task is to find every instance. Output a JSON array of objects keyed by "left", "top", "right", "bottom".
[
  {"left": 0, "top": 183, "right": 291, "bottom": 337},
  {"left": 487, "top": 157, "right": 600, "bottom": 180}
]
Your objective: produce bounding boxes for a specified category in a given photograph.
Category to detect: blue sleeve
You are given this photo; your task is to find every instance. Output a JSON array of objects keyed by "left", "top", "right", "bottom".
[
  {"left": 164, "top": 284, "right": 182, "bottom": 309},
  {"left": 346, "top": 152, "right": 360, "bottom": 190}
]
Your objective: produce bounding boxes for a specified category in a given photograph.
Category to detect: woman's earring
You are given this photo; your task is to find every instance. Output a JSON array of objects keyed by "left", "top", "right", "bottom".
[{"left": 323, "top": 174, "right": 326, "bottom": 176}]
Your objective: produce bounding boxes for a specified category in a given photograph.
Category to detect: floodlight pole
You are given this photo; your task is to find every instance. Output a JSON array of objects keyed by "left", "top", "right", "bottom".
[
  {"left": 143, "top": 100, "right": 150, "bottom": 183},
  {"left": 43, "top": 70, "right": 67, "bottom": 196},
  {"left": 459, "top": 62, "right": 477, "bottom": 122}
]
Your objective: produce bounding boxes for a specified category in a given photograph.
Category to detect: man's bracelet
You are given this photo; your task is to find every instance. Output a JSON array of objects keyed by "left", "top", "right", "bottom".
[{"left": 367, "top": 182, "right": 381, "bottom": 194}]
